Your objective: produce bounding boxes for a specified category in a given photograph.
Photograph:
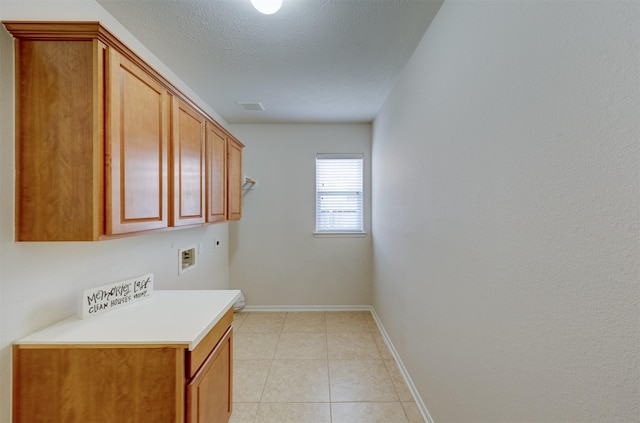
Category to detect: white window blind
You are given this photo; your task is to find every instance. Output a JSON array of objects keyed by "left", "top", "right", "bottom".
[{"left": 315, "top": 154, "right": 364, "bottom": 233}]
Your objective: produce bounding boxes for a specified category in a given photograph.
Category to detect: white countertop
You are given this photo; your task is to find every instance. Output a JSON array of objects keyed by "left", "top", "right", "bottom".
[{"left": 15, "top": 290, "right": 241, "bottom": 350}]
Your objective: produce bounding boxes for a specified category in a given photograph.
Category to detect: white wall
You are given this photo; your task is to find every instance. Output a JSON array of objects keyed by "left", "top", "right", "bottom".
[
  {"left": 372, "top": 1, "right": 639, "bottom": 422},
  {"left": 229, "top": 124, "right": 372, "bottom": 306},
  {"left": 0, "top": 1, "right": 232, "bottom": 421}
]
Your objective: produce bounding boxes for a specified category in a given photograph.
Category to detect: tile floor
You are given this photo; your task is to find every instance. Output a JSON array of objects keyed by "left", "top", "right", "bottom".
[{"left": 229, "top": 311, "right": 424, "bottom": 423}]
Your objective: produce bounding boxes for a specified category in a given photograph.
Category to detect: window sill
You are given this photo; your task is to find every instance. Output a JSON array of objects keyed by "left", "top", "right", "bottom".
[{"left": 313, "top": 232, "right": 367, "bottom": 238}]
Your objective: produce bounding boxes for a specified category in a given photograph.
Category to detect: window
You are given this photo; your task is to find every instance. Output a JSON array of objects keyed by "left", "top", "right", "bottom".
[{"left": 315, "top": 154, "right": 364, "bottom": 234}]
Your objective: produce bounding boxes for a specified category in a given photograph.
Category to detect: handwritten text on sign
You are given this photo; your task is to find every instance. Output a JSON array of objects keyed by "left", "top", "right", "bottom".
[{"left": 81, "top": 273, "right": 154, "bottom": 318}]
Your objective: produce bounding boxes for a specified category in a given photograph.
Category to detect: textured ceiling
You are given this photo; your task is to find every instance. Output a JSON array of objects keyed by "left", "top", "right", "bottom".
[{"left": 97, "top": 0, "right": 443, "bottom": 123}]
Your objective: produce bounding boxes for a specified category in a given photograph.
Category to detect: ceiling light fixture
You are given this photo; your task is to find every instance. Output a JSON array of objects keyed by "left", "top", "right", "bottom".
[{"left": 250, "top": 0, "right": 282, "bottom": 15}]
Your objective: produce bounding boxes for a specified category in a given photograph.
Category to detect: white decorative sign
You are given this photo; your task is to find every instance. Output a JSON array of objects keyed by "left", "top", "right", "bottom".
[{"left": 81, "top": 273, "right": 154, "bottom": 319}]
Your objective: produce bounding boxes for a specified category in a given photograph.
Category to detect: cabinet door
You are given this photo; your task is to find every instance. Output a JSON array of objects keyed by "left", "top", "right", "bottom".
[
  {"left": 186, "top": 328, "right": 233, "bottom": 423},
  {"left": 227, "top": 138, "right": 243, "bottom": 221},
  {"left": 172, "top": 99, "right": 206, "bottom": 226},
  {"left": 205, "top": 122, "right": 227, "bottom": 223},
  {"left": 106, "top": 49, "right": 169, "bottom": 234}
]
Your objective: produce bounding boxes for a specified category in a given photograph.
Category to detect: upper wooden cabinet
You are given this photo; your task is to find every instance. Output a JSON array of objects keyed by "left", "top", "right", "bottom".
[
  {"left": 107, "top": 48, "right": 170, "bottom": 234},
  {"left": 205, "top": 122, "right": 245, "bottom": 223},
  {"left": 4, "top": 21, "right": 244, "bottom": 241},
  {"left": 206, "top": 122, "right": 228, "bottom": 223},
  {"left": 172, "top": 98, "right": 206, "bottom": 227},
  {"left": 10, "top": 25, "right": 108, "bottom": 241},
  {"left": 227, "top": 137, "right": 244, "bottom": 221}
]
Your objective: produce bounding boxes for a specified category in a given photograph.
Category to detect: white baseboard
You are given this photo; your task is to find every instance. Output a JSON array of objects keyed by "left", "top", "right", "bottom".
[
  {"left": 241, "top": 304, "right": 372, "bottom": 312},
  {"left": 369, "top": 308, "right": 435, "bottom": 423},
  {"left": 238, "top": 304, "right": 435, "bottom": 423}
]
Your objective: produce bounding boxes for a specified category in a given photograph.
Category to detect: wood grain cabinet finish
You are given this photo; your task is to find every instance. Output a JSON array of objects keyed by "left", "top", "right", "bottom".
[
  {"left": 172, "top": 99, "right": 206, "bottom": 226},
  {"left": 12, "top": 308, "right": 234, "bottom": 423},
  {"left": 205, "top": 122, "right": 228, "bottom": 223},
  {"left": 13, "top": 346, "right": 185, "bottom": 423},
  {"left": 10, "top": 26, "right": 108, "bottom": 241},
  {"left": 186, "top": 328, "right": 233, "bottom": 423},
  {"left": 4, "top": 21, "right": 244, "bottom": 241},
  {"left": 227, "top": 137, "right": 244, "bottom": 221},
  {"left": 107, "top": 48, "right": 170, "bottom": 234}
]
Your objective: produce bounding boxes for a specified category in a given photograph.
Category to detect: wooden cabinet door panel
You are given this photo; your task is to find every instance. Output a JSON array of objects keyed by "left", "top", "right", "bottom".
[
  {"left": 186, "top": 328, "right": 233, "bottom": 423},
  {"left": 227, "top": 138, "right": 243, "bottom": 221},
  {"left": 106, "top": 49, "right": 169, "bottom": 234},
  {"left": 206, "top": 122, "right": 227, "bottom": 223},
  {"left": 172, "top": 99, "right": 206, "bottom": 226}
]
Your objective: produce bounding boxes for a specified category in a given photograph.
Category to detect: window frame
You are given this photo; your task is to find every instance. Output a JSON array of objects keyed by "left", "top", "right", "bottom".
[{"left": 314, "top": 153, "right": 366, "bottom": 237}]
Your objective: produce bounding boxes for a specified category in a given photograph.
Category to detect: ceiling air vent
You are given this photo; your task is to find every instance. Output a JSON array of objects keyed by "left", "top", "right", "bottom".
[{"left": 237, "top": 101, "right": 265, "bottom": 111}]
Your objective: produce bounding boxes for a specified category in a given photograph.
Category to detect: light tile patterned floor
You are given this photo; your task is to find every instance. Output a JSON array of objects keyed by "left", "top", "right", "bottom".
[{"left": 229, "top": 311, "right": 425, "bottom": 423}]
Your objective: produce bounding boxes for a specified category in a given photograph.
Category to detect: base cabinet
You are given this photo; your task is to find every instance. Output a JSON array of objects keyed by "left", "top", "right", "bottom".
[
  {"left": 12, "top": 308, "right": 234, "bottom": 423},
  {"left": 13, "top": 347, "right": 185, "bottom": 422},
  {"left": 186, "top": 328, "right": 233, "bottom": 423}
]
